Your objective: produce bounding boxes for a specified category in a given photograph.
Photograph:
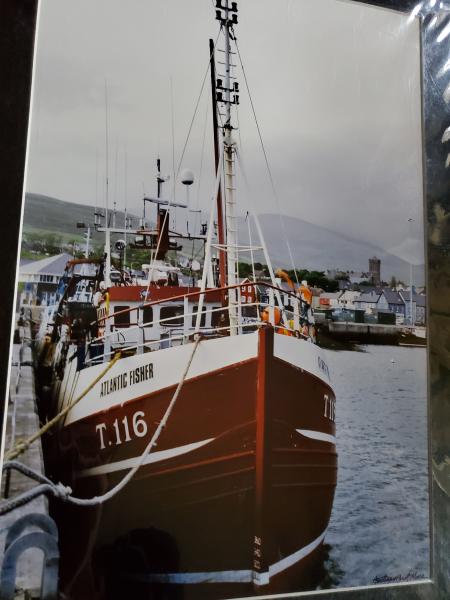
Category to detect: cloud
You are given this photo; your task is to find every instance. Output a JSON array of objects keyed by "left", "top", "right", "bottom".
[{"left": 26, "top": 0, "right": 424, "bottom": 259}]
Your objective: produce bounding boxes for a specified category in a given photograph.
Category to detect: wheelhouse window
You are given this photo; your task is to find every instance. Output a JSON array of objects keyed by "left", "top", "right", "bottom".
[
  {"left": 141, "top": 305, "right": 153, "bottom": 326},
  {"left": 114, "top": 305, "right": 130, "bottom": 328},
  {"left": 160, "top": 305, "right": 184, "bottom": 327},
  {"left": 242, "top": 305, "right": 257, "bottom": 318},
  {"left": 211, "top": 307, "right": 229, "bottom": 328}
]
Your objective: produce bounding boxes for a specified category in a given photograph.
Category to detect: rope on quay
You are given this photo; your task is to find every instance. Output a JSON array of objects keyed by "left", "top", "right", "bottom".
[
  {"left": 0, "top": 483, "right": 72, "bottom": 517},
  {"left": 0, "top": 336, "right": 202, "bottom": 514},
  {"left": 5, "top": 352, "right": 122, "bottom": 462},
  {"left": 3, "top": 460, "right": 55, "bottom": 486}
]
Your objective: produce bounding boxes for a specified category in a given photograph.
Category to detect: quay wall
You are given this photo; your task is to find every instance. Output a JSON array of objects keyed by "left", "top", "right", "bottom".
[
  {"left": 0, "top": 339, "right": 48, "bottom": 597},
  {"left": 328, "top": 322, "right": 398, "bottom": 337}
]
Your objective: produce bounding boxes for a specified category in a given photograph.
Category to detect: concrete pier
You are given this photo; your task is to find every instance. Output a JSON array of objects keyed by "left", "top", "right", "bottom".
[
  {"left": 328, "top": 321, "right": 398, "bottom": 337},
  {"left": 0, "top": 340, "right": 48, "bottom": 599}
]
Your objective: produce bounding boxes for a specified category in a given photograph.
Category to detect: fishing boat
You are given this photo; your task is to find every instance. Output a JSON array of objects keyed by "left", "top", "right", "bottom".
[{"left": 35, "top": 2, "right": 337, "bottom": 598}]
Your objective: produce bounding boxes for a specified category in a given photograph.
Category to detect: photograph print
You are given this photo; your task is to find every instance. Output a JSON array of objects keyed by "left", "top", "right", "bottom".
[{"left": 1, "top": 1, "right": 429, "bottom": 599}]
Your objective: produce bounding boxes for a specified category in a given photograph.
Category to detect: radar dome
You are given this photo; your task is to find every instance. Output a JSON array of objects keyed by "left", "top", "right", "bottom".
[{"left": 180, "top": 168, "right": 194, "bottom": 186}]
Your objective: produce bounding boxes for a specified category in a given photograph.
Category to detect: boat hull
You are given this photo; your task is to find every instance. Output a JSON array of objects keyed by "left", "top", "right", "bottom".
[{"left": 40, "top": 329, "right": 337, "bottom": 599}]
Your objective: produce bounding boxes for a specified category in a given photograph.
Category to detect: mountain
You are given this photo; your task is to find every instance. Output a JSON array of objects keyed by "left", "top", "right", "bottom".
[
  {"left": 237, "top": 214, "right": 425, "bottom": 285},
  {"left": 23, "top": 193, "right": 140, "bottom": 242},
  {"left": 22, "top": 193, "right": 424, "bottom": 284}
]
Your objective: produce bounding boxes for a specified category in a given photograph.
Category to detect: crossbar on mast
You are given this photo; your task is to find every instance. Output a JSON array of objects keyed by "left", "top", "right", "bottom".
[{"left": 216, "top": 0, "right": 240, "bottom": 335}]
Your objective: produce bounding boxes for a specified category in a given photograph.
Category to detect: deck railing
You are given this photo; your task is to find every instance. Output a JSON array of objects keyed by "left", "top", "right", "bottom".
[{"left": 83, "top": 281, "right": 313, "bottom": 365}]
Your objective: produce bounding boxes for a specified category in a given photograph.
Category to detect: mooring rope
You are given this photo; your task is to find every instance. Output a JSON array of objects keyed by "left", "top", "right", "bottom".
[
  {"left": 65, "top": 335, "right": 201, "bottom": 507},
  {"left": 3, "top": 460, "right": 55, "bottom": 486},
  {"left": 0, "top": 336, "right": 201, "bottom": 514},
  {"left": 5, "top": 351, "right": 122, "bottom": 462},
  {"left": 0, "top": 483, "right": 72, "bottom": 516}
]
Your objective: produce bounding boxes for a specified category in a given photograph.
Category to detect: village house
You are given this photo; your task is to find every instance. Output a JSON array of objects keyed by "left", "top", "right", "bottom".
[
  {"left": 377, "top": 289, "right": 405, "bottom": 322},
  {"left": 353, "top": 290, "right": 380, "bottom": 313},
  {"left": 19, "top": 252, "right": 73, "bottom": 306},
  {"left": 311, "top": 287, "right": 323, "bottom": 310},
  {"left": 337, "top": 290, "right": 360, "bottom": 309},
  {"left": 399, "top": 290, "right": 427, "bottom": 325},
  {"left": 319, "top": 291, "right": 342, "bottom": 309}
]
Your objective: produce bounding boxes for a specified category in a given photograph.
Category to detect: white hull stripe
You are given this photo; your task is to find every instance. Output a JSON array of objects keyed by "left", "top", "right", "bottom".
[
  {"left": 296, "top": 429, "right": 336, "bottom": 445},
  {"left": 77, "top": 429, "right": 335, "bottom": 479},
  {"left": 76, "top": 438, "right": 214, "bottom": 479},
  {"left": 123, "top": 570, "right": 253, "bottom": 584},
  {"left": 266, "top": 528, "right": 327, "bottom": 582},
  {"left": 120, "top": 528, "right": 327, "bottom": 585}
]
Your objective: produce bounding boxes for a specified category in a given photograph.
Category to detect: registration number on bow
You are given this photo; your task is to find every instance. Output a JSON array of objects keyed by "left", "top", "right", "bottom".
[{"left": 95, "top": 411, "right": 148, "bottom": 449}]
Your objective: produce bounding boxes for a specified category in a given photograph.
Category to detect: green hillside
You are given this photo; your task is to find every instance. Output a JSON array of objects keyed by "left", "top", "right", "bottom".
[
  {"left": 21, "top": 193, "right": 163, "bottom": 267},
  {"left": 23, "top": 192, "right": 139, "bottom": 242}
]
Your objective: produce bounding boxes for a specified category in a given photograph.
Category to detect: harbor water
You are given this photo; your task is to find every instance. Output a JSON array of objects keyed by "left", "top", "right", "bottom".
[{"left": 319, "top": 344, "right": 430, "bottom": 590}]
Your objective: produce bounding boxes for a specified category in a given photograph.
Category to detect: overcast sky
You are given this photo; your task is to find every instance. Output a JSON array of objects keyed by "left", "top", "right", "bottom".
[{"left": 26, "top": 0, "right": 424, "bottom": 262}]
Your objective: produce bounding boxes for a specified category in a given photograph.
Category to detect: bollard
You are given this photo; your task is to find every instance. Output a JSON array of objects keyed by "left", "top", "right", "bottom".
[{"left": 0, "top": 513, "right": 59, "bottom": 600}]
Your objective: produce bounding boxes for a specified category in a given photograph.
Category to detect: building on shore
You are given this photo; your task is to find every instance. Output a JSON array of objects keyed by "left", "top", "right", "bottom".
[
  {"left": 337, "top": 290, "right": 360, "bottom": 309},
  {"left": 399, "top": 290, "right": 427, "bottom": 325},
  {"left": 369, "top": 256, "right": 381, "bottom": 287},
  {"left": 353, "top": 290, "right": 381, "bottom": 314},
  {"left": 319, "top": 292, "right": 342, "bottom": 309},
  {"left": 18, "top": 252, "right": 73, "bottom": 306}
]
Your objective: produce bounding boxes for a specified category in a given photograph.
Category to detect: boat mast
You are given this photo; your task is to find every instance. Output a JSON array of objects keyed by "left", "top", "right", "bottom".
[
  {"left": 209, "top": 38, "right": 226, "bottom": 290},
  {"left": 216, "top": 0, "right": 239, "bottom": 333}
]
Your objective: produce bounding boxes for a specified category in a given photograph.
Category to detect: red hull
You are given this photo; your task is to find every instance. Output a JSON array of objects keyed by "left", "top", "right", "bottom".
[{"left": 42, "top": 328, "right": 337, "bottom": 599}]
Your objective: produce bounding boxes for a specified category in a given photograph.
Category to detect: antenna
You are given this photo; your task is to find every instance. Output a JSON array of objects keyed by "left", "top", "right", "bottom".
[
  {"left": 170, "top": 77, "right": 176, "bottom": 205},
  {"left": 142, "top": 182, "right": 146, "bottom": 225},
  {"left": 124, "top": 146, "right": 128, "bottom": 268},
  {"left": 95, "top": 150, "right": 98, "bottom": 222},
  {"left": 181, "top": 168, "right": 194, "bottom": 236},
  {"left": 104, "top": 80, "right": 110, "bottom": 225},
  {"left": 113, "top": 142, "right": 118, "bottom": 228},
  {"left": 104, "top": 80, "right": 111, "bottom": 286},
  {"left": 180, "top": 168, "right": 194, "bottom": 206}
]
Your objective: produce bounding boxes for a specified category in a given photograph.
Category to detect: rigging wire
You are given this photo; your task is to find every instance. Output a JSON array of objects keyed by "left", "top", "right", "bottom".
[
  {"left": 170, "top": 76, "right": 177, "bottom": 231},
  {"left": 196, "top": 93, "right": 210, "bottom": 231},
  {"left": 187, "top": 95, "right": 211, "bottom": 283},
  {"left": 144, "top": 29, "right": 222, "bottom": 293},
  {"left": 175, "top": 29, "right": 221, "bottom": 181},
  {"left": 104, "top": 80, "right": 110, "bottom": 228},
  {"left": 95, "top": 150, "right": 98, "bottom": 216},
  {"left": 124, "top": 146, "right": 128, "bottom": 268},
  {"left": 236, "top": 105, "right": 243, "bottom": 157},
  {"left": 113, "top": 141, "right": 119, "bottom": 227},
  {"left": 195, "top": 144, "right": 224, "bottom": 332},
  {"left": 233, "top": 34, "right": 300, "bottom": 287},
  {"left": 235, "top": 147, "right": 288, "bottom": 326},
  {"left": 246, "top": 211, "right": 257, "bottom": 283}
]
